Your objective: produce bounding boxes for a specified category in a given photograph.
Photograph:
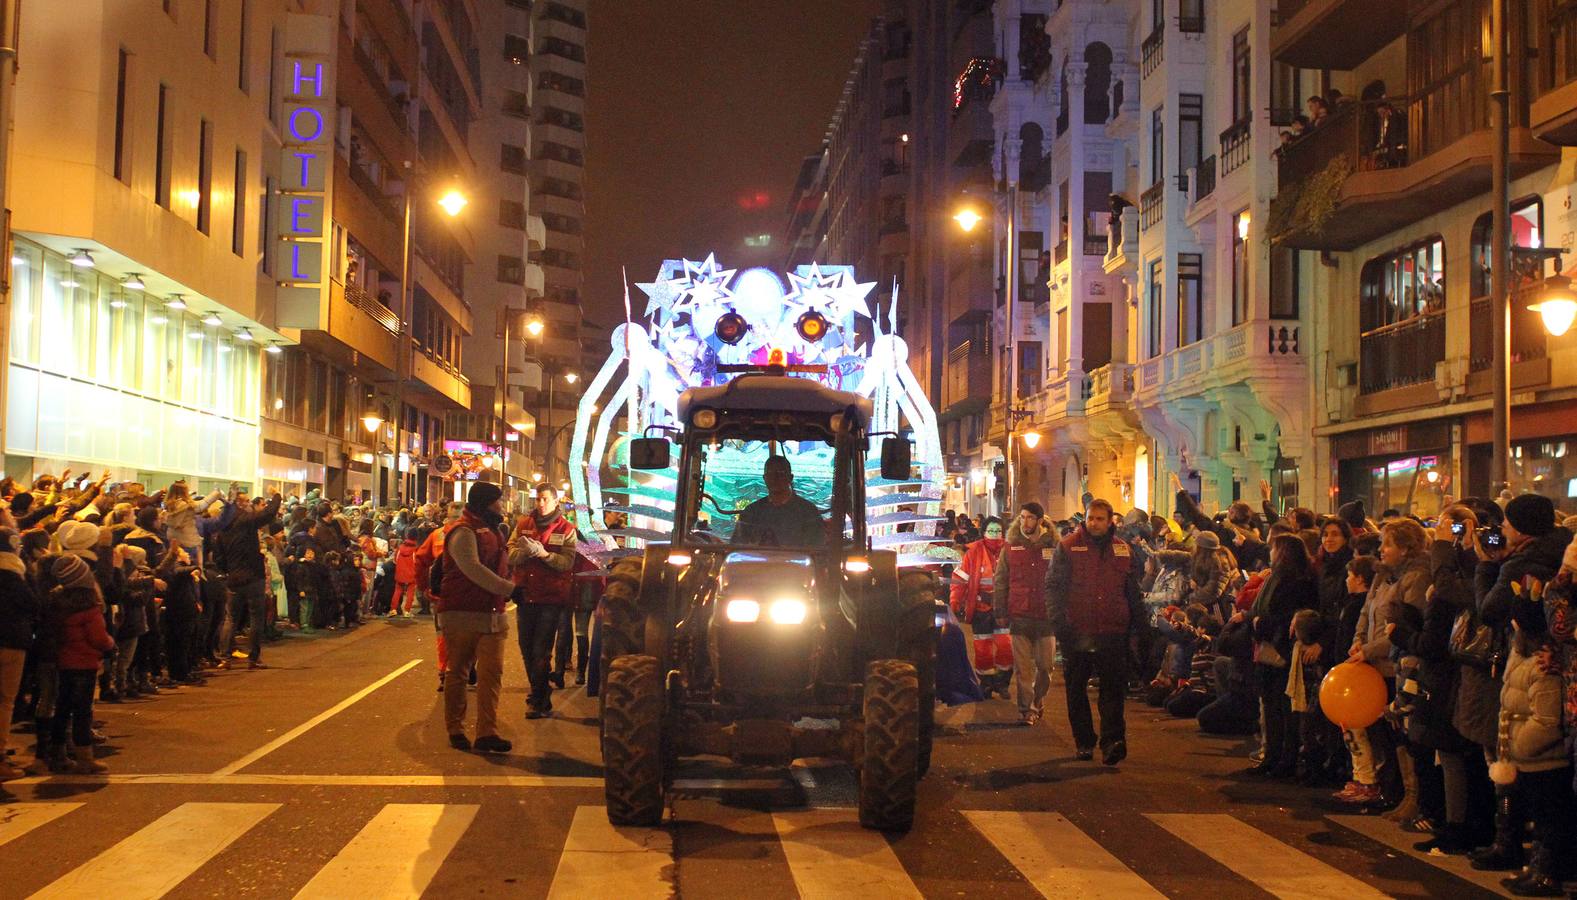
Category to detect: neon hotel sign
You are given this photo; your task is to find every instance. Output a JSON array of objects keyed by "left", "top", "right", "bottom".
[{"left": 277, "top": 14, "right": 334, "bottom": 305}]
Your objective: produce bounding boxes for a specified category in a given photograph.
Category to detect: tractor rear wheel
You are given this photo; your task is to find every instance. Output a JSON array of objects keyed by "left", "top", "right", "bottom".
[
  {"left": 858, "top": 659, "right": 919, "bottom": 832},
  {"left": 601, "top": 654, "right": 665, "bottom": 826}
]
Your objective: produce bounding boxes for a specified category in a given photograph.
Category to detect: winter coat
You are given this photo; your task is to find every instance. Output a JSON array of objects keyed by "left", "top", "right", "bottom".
[
  {"left": 1156, "top": 545, "right": 1240, "bottom": 618},
  {"left": 508, "top": 511, "right": 579, "bottom": 605},
  {"left": 1315, "top": 547, "right": 1355, "bottom": 667},
  {"left": 1499, "top": 645, "right": 1567, "bottom": 772},
  {"left": 215, "top": 494, "right": 282, "bottom": 587},
  {"left": 1045, "top": 527, "right": 1144, "bottom": 645},
  {"left": 992, "top": 521, "right": 1058, "bottom": 623},
  {"left": 0, "top": 551, "right": 38, "bottom": 651},
  {"left": 949, "top": 537, "right": 1003, "bottom": 625},
  {"left": 1250, "top": 568, "right": 1319, "bottom": 661},
  {"left": 1431, "top": 539, "right": 1500, "bottom": 749},
  {"left": 1477, "top": 526, "right": 1573, "bottom": 640},
  {"left": 115, "top": 564, "right": 154, "bottom": 640},
  {"left": 1354, "top": 554, "right": 1430, "bottom": 678},
  {"left": 55, "top": 587, "right": 115, "bottom": 670},
  {"left": 393, "top": 539, "right": 419, "bottom": 584},
  {"left": 1390, "top": 580, "right": 1471, "bottom": 752},
  {"left": 165, "top": 490, "right": 224, "bottom": 548}
]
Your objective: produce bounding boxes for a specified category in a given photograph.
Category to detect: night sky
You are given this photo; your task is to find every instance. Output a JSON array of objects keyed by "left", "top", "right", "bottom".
[{"left": 582, "top": 0, "right": 883, "bottom": 328}]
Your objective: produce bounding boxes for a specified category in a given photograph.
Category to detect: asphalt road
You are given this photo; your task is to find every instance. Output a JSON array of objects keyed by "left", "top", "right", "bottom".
[{"left": 0, "top": 618, "right": 1513, "bottom": 899}]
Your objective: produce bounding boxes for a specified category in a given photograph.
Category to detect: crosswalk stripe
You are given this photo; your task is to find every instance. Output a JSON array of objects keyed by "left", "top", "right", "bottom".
[
  {"left": 0, "top": 804, "right": 83, "bottom": 849},
  {"left": 294, "top": 803, "right": 478, "bottom": 899},
  {"left": 1147, "top": 813, "right": 1391, "bottom": 900},
  {"left": 962, "top": 810, "right": 1164, "bottom": 898},
  {"left": 1328, "top": 814, "right": 1514, "bottom": 898},
  {"left": 28, "top": 801, "right": 279, "bottom": 900},
  {"left": 546, "top": 805, "right": 674, "bottom": 899},
  {"left": 771, "top": 808, "right": 922, "bottom": 899}
]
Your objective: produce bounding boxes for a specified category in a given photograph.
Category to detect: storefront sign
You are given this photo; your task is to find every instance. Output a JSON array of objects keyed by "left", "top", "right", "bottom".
[
  {"left": 1369, "top": 426, "right": 1407, "bottom": 456},
  {"left": 276, "top": 13, "right": 335, "bottom": 328}
]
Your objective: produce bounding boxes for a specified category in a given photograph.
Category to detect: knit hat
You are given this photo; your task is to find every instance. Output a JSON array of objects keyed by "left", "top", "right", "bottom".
[
  {"left": 1504, "top": 494, "right": 1556, "bottom": 538},
  {"left": 51, "top": 554, "right": 97, "bottom": 591},
  {"left": 1337, "top": 499, "right": 1366, "bottom": 532},
  {"left": 56, "top": 520, "right": 101, "bottom": 553},
  {"left": 1194, "top": 530, "right": 1220, "bottom": 551},
  {"left": 1123, "top": 508, "right": 1148, "bottom": 527},
  {"left": 120, "top": 544, "right": 148, "bottom": 567},
  {"left": 467, "top": 481, "right": 503, "bottom": 516}
]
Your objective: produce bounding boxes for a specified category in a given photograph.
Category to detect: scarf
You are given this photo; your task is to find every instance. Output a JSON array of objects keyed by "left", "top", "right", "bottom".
[
  {"left": 978, "top": 537, "right": 1004, "bottom": 555},
  {"left": 1285, "top": 642, "right": 1310, "bottom": 711},
  {"left": 533, "top": 509, "right": 563, "bottom": 531}
]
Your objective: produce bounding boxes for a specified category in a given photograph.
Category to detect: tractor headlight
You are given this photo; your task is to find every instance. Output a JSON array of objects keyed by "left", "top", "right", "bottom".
[
  {"left": 667, "top": 550, "right": 692, "bottom": 566},
  {"left": 768, "top": 597, "right": 808, "bottom": 625},
  {"left": 843, "top": 556, "right": 871, "bottom": 574},
  {"left": 692, "top": 408, "right": 718, "bottom": 429},
  {"left": 724, "top": 598, "right": 761, "bottom": 623}
]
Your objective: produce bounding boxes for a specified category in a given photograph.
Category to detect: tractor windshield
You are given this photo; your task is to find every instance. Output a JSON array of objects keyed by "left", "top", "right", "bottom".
[{"left": 693, "top": 438, "right": 835, "bottom": 547}]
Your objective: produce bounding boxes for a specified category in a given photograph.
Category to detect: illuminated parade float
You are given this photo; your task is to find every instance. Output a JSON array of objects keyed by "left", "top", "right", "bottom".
[{"left": 568, "top": 257, "right": 950, "bottom": 565}]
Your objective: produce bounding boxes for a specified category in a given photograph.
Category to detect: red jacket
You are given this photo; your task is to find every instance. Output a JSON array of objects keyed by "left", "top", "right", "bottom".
[
  {"left": 394, "top": 540, "right": 419, "bottom": 584},
  {"left": 414, "top": 522, "right": 455, "bottom": 606},
  {"left": 993, "top": 522, "right": 1057, "bottom": 621},
  {"left": 950, "top": 537, "right": 1003, "bottom": 623},
  {"left": 438, "top": 512, "right": 510, "bottom": 614},
  {"left": 58, "top": 607, "right": 116, "bottom": 670},
  {"left": 1047, "top": 527, "right": 1142, "bottom": 639},
  {"left": 509, "top": 512, "right": 578, "bottom": 605}
]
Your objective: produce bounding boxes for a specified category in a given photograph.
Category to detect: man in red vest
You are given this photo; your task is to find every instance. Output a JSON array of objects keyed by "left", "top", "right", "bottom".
[
  {"left": 439, "top": 483, "right": 517, "bottom": 754},
  {"left": 1047, "top": 498, "right": 1144, "bottom": 765},
  {"left": 993, "top": 501, "right": 1059, "bottom": 726},
  {"left": 508, "top": 483, "right": 579, "bottom": 718}
]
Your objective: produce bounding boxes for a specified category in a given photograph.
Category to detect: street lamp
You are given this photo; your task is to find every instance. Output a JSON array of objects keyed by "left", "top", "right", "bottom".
[
  {"left": 524, "top": 315, "right": 545, "bottom": 337},
  {"left": 361, "top": 412, "right": 383, "bottom": 434},
  {"left": 564, "top": 371, "right": 579, "bottom": 385},
  {"left": 1528, "top": 272, "right": 1577, "bottom": 337},
  {"left": 958, "top": 185, "right": 1027, "bottom": 516},
  {"left": 953, "top": 207, "right": 984, "bottom": 233},
  {"left": 1022, "top": 431, "right": 1042, "bottom": 450},
  {"left": 437, "top": 189, "right": 468, "bottom": 218}
]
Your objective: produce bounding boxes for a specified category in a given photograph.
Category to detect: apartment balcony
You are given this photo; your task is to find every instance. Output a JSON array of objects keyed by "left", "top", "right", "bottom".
[
  {"left": 525, "top": 214, "right": 547, "bottom": 252},
  {"left": 1271, "top": 0, "right": 1407, "bottom": 70},
  {"left": 340, "top": 30, "right": 414, "bottom": 161},
  {"left": 1141, "top": 26, "right": 1163, "bottom": 79},
  {"left": 321, "top": 280, "right": 400, "bottom": 372},
  {"left": 413, "top": 251, "right": 475, "bottom": 335},
  {"left": 1132, "top": 319, "right": 1305, "bottom": 401},
  {"left": 1084, "top": 362, "right": 1134, "bottom": 417},
  {"left": 1465, "top": 294, "right": 1553, "bottom": 394},
  {"left": 1103, "top": 206, "right": 1140, "bottom": 276},
  {"left": 944, "top": 340, "right": 993, "bottom": 409},
  {"left": 333, "top": 155, "right": 405, "bottom": 275},
  {"left": 409, "top": 340, "right": 472, "bottom": 410},
  {"left": 1532, "top": 4, "right": 1577, "bottom": 145},
  {"left": 1357, "top": 312, "right": 1444, "bottom": 395},
  {"left": 1219, "top": 119, "right": 1251, "bottom": 177},
  {"left": 522, "top": 262, "right": 545, "bottom": 298},
  {"left": 1274, "top": 99, "right": 1558, "bottom": 251},
  {"left": 1139, "top": 182, "right": 1165, "bottom": 233},
  {"left": 1027, "top": 371, "right": 1089, "bottom": 424},
  {"left": 1187, "top": 154, "right": 1216, "bottom": 212}
]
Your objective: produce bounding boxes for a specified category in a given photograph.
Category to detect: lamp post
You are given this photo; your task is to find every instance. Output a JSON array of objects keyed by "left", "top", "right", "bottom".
[
  {"left": 361, "top": 410, "right": 384, "bottom": 506},
  {"left": 542, "top": 367, "right": 579, "bottom": 483},
  {"left": 391, "top": 184, "right": 467, "bottom": 508},
  {"left": 1489, "top": 0, "right": 1511, "bottom": 495}
]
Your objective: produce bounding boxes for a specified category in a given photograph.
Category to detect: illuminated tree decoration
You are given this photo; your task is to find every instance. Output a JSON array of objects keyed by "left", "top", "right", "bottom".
[{"left": 567, "top": 259, "right": 950, "bottom": 567}]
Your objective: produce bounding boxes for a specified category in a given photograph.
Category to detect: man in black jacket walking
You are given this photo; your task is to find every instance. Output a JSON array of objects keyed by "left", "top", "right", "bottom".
[{"left": 216, "top": 488, "right": 282, "bottom": 669}]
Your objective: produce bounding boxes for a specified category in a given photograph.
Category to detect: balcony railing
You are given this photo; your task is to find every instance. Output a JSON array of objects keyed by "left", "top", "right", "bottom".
[
  {"left": 1141, "top": 27, "right": 1164, "bottom": 78},
  {"left": 1359, "top": 311, "right": 1444, "bottom": 394},
  {"left": 1220, "top": 118, "right": 1252, "bottom": 175},
  {"left": 1053, "top": 239, "right": 1069, "bottom": 265},
  {"left": 1549, "top": 1, "right": 1577, "bottom": 91},
  {"left": 1082, "top": 233, "right": 1108, "bottom": 256},
  {"left": 1275, "top": 99, "right": 1408, "bottom": 187},
  {"left": 1468, "top": 295, "right": 1549, "bottom": 371},
  {"left": 879, "top": 218, "right": 909, "bottom": 236},
  {"left": 1192, "top": 154, "right": 1216, "bottom": 203},
  {"left": 1140, "top": 181, "right": 1165, "bottom": 232},
  {"left": 344, "top": 282, "right": 400, "bottom": 334}
]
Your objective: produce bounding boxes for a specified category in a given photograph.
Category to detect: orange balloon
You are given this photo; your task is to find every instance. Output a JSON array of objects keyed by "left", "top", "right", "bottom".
[{"left": 1319, "top": 661, "right": 1389, "bottom": 729}]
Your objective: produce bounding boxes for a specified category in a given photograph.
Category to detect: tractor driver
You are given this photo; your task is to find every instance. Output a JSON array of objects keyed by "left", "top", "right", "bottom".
[{"left": 732, "top": 455, "right": 825, "bottom": 547}]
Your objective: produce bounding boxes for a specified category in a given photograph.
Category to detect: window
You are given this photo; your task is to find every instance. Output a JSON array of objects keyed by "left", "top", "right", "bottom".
[
  {"left": 1178, "top": 93, "right": 1202, "bottom": 180},
  {"left": 267, "top": 27, "right": 279, "bottom": 125},
  {"left": 259, "top": 174, "right": 275, "bottom": 274},
  {"left": 1360, "top": 237, "right": 1445, "bottom": 332},
  {"left": 1231, "top": 209, "right": 1250, "bottom": 324},
  {"left": 503, "top": 90, "right": 530, "bottom": 118},
  {"left": 1270, "top": 248, "right": 1299, "bottom": 319},
  {"left": 498, "top": 255, "right": 525, "bottom": 284},
  {"left": 197, "top": 118, "right": 213, "bottom": 234},
  {"left": 1151, "top": 0, "right": 1164, "bottom": 32},
  {"left": 155, "top": 84, "right": 172, "bottom": 208},
  {"left": 504, "top": 33, "right": 530, "bottom": 65},
  {"left": 499, "top": 199, "right": 526, "bottom": 229},
  {"left": 237, "top": 0, "right": 250, "bottom": 91},
  {"left": 1231, "top": 27, "right": 1251, "bottom": 124},
  {"left": 202, "top": 0, "right": 216, "bottom": 58},
  {"left": 1470, "top": 199, "right": 1543, "bottom": 298},
  {"left": 501, "top": 143, "right": 528, "bottom": 173},
  {"left": 232, "top": 149, "right": 247, "bottom": 255},
  {"left": 113, "top": 49, "right": 131, "bottom": 184},
  {"left": 1150, "top": 106, "right": 1164, "bottom": 185},
  {"left": 1083, "top": 43, "right": 1112, "bottom": 124},
  {"left": 1178, "top": 252, "right": 1203, "bottom": 345},
  {"left": 1147, "top": 259, "right": 1163, "bottom": 358},
  {"left": 1270, "top": 61, "right": 1301, "bottom": 125},
  {"left": 1179, "top": 0, "right": 1205, "bottom": 31}
]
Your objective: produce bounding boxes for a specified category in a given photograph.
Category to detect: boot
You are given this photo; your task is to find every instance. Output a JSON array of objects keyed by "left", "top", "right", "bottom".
[
  {"left": 1470, "top": 789, "right": 1525, "bottom": 871},
  {"left": 47, "top": 743, "right": 71, "bottom": 774},
  {"left": 1385, "top": 750, "right": 1419, "bottom": 823},
  {"left": 72, "top": 746, "right": 108, "bottom": 775},
  {"left": 1414, "top": 822, "right": 1474, "bottom": 855},
  {"left": 1505, "top": 843, "right": 1564, "bottom": 897}
]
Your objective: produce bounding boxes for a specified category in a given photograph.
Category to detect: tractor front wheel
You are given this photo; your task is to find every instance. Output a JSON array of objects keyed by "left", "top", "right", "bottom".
[
  {"left": 601, "top": 654, "right": 666, "bottom": 826},
  {"left": 858, "top": 659, "right": 919, "bottom": 832}
]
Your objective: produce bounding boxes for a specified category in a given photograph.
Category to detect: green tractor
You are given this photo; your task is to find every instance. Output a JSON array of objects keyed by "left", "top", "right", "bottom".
[{"left": 597, "top": 370, "right": 940, "bottom": 831}]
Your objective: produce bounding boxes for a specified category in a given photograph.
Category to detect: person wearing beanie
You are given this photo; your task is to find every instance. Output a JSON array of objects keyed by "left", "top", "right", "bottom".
[
  {"left": 437, "top": 481, "right": 516, "bottom": 755},
  {"left": 46, "top": 554, "right": 114, "bottom": 774},
  {"left": 0, "top": 527, "right": 37, "bottom": 780},
  {"left": 1337, "top": 499, "right": 1367, "bottom": 534}
]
